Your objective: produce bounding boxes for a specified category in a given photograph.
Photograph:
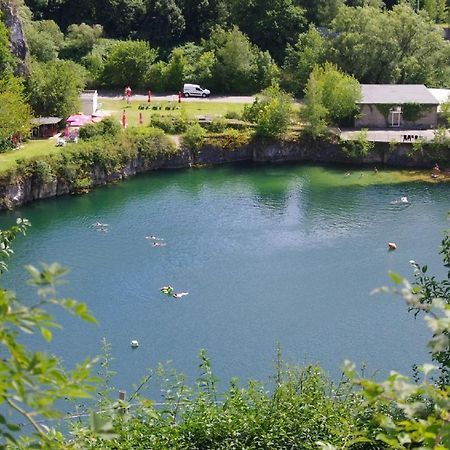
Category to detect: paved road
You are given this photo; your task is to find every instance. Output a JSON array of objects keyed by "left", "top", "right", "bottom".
[{"left": 98, "top": 93, "right": 256, "bottom": 103}]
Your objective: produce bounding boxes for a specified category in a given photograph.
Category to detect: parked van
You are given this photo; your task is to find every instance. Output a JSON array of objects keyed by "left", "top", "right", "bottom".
[{"left": 183, "top": 84, "right": 211, "bottom": 98}]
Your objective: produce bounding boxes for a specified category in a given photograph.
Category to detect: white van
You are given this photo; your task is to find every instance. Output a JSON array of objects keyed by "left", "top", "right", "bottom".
[{"left": 183, "top": 84, "right": 211, "bottom": 98}]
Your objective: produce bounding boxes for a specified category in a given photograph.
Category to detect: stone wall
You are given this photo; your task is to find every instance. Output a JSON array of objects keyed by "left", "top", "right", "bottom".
[{"left": 356, "top": 104, "right": 438, "bottom": 129}]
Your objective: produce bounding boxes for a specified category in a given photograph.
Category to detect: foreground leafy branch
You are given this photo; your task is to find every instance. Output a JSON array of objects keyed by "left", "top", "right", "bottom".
[{"left": 0, "top": 219, "right": 98, "bottom": 448}]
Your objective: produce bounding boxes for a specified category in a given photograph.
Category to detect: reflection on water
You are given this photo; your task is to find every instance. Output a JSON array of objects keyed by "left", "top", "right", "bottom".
[{"left": 1, "top": 163, "right": 449, "bottom": 392}]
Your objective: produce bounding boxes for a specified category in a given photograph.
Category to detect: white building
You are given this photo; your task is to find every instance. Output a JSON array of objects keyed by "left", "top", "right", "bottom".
[{"left": 80, "top": 90, "right": 98, "bottom": 115}]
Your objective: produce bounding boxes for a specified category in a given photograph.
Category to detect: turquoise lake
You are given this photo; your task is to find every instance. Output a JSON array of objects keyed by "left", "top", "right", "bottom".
[{"left": 1, "top": 163, "right": 448, "bottom": 394}]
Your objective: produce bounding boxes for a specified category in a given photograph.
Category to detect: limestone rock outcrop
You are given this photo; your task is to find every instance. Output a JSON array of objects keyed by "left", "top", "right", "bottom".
[{"left": 0, "top": 0, "right": 28, "bottom": 75}]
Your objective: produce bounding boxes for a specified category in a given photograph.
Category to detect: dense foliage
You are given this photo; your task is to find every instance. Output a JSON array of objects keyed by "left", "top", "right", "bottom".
[
  {"left": 0, "top": 76, "right": 32, "bottom": 151},
  {"left": 2, "top": 0, "right": 446, "bottom": 97},
  {"left": 26, "top": 59, "right": 87, "bottom": 117},
  {"left": 4, "top": 126, "right": 178, "bottom": 193},
  {"left": 302, "top": 63, "right": 361, "bottom": 137},
  {"left": 243, "top": 84, "right": 294, "bottom": 138}
]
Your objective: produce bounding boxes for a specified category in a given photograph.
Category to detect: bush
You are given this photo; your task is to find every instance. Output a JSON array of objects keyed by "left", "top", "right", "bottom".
[
  {"left": 243, "top": 84, "right": 293, "bottom": 138},
  {"left": 79, "top": 117, "right": 121, "bottom": 140},
  {"left": 206, "top": 117, "right": 227, "bottom": 133},
  {"left": 124, "top": 127, "right": 177, "bottom": 164},
  {"left": 183, "top": 123, "right": 206, "bottom": 150},
  {"left": 150, "top": 115, "right": 190, "bottom": 134},
  {"left": 339, "top": 129, "right": 374, "bottom": 159},
  {"left": 224, "top": 111, "right": 241, "bottom": 120},
  {"left": 71, "top": 351, "right": 379, "bottom": 449},
  {"left": 204, "top": 128, "right": 253, "bottom": 150}
]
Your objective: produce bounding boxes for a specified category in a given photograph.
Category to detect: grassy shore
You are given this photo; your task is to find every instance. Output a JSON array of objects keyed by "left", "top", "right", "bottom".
[
  {"left": 0, "top": 99, "right": 247, "bottom": 174},
  {"left": 100, "top": 98, "right": 247, "bottom": 125}
]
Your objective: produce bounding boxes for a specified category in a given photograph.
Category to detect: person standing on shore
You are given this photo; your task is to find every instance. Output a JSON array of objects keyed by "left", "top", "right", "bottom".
[{"left": 125, "top": 86, "right": 132, "bottom": 105}]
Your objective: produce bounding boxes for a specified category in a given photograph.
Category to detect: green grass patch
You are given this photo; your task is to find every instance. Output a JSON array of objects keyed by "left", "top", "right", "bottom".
[
  {"left": 0, "top": 139, "right": 65, "bottom": 173},
  {"left": 100, "top": 98, "right": 247, "bottom": 127}
]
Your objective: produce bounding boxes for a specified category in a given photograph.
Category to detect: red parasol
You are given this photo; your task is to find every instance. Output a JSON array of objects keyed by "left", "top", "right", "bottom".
[{"left": 122, "top": 110, "right": 127, "bottom": 128}]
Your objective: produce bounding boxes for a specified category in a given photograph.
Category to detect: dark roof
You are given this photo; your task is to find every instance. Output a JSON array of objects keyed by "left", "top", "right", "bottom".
[
  {"left": 358, "top": 84, "right": 439, "bottom": 105},
  {"left": 31, "top": 117, "right": 62, "bottom": 126}
]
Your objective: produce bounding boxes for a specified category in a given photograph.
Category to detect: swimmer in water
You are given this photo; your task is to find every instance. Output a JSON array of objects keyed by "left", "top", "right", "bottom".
[
  {"left": 172, "top": 292, "right": 189, "bottom": 299},
  {"left": 91, "top": 222, "right": 108, "bottom": 228},
  {"left": 153, "top": 242, "right": 166, "bottom": 247},
  {"left": 160, "top": 285, "right": 174, "bottom": 295}
]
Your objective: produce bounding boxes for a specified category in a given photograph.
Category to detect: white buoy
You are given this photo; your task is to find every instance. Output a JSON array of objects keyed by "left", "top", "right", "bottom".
[
  {"left": 388, "top": 242, "right": 397, "bottom": 250},
  {"left": 130, "top": 340, "right": 139, "bottom": 348}
]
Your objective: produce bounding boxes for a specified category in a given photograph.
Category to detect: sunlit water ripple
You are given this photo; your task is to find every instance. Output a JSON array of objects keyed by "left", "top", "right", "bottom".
[{"left": 1, "top": 163, "right": 449, "bottom": 395}]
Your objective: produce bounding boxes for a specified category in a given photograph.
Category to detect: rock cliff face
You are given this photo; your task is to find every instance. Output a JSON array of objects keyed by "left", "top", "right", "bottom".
[
  {"left": 0, "top": 140, "right": 440, "bottom": 210},
  {"left": 1, "top": 0, "right": 28, "bottom": 75}
]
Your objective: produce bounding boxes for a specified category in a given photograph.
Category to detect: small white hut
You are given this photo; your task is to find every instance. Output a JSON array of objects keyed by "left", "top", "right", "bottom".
[{"left": 80, "top": 90, "right": 98, "bottom": 115}]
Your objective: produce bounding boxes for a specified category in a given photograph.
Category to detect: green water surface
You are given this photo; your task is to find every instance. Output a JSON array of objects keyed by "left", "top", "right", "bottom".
[{"left": 1, "top": 163, "right": 448, "bottom": 392}]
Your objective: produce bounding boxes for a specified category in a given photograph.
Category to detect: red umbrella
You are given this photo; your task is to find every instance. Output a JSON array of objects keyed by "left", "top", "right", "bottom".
[
  {"left": 147, "top": 90, "right": 152, "bottom": 103},
  {"left": 122, "top": 110, "right": 127, "bottom": 128},
  {"left": 139, "top": 112, "right": 143, "bottom": 125}
]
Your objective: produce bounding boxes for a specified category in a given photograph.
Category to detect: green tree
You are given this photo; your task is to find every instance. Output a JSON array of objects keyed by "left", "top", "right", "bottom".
[
  {"left": 25, "top": 20, "right": 64, "bottom": 62},
  {"left": 230, "top": 0, "right": 306, "bottom": 62},
  {"left": 243, "top": 84, "right": 293, "bottom": 138},
  {"left": 81, "top": 38, "right": 116, "bottom": 85},
  {"left": 329, "top": 3, "right": 450, "bottom": 86},
  {"left": 27, "top": 59, "right": 87, "bottom": 117},
  {"left": 100, "top": 40, "right": 157, "bottom": 88},
  {"left": 163, "top": 47, "right": 187, "bottom": 91},
  {"left": 424, "top": 0, "right": 448, "bottom": 22},
  {"left": 302, "top": 73, "right": 328, "bottom": 138},
  {"left": 302, "top": 63, "right": 360, "bottom": 137},
  {"left": 61, "top": 23, "right": 103, "bottom": 61},
  {"left": 181, "top": 0, "right": 230, "bottom": 41},
  {"left": 440, "top": 100, "right": 450, "bottom": 126},
  {"left": 283, "top": 25, "right": 327, "bottom": 96},
  {"left": 297, "top": 0, "right": 345, "bottom": 26},
  {"left": 139, "top": 0, "right": 185, "bottom": 48},
  {"left": 329, "top": 4, "right": 399, "bottom": 83},
  {"left": 207, "top": 26, "right": 279, "bottom": 94},
  {"left": 173, "top": 42, "right": 215, "bottom": 86},
  {"left": 0, "top": 76, "right": 32, "bottom": 151}
]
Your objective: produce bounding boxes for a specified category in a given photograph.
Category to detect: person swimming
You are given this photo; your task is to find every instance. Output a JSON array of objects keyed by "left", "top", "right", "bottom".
[
  {"left": 153, "top": 242, "right": 166, "bottom": 247},
  {"left": 390, "top": 196, "right": 409, "bottom": 205},
  {"left": 172, "top": 292, "right": 189, "bottom": 299},
  {"left": 91, "top": 222, "right": 108, "bottom": 228},
  {"left": 160, "top": 285, "right": 174, "bottom": 295},
  {"left": 145, "top": 235, "right": 164, "bottom": 241}
]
